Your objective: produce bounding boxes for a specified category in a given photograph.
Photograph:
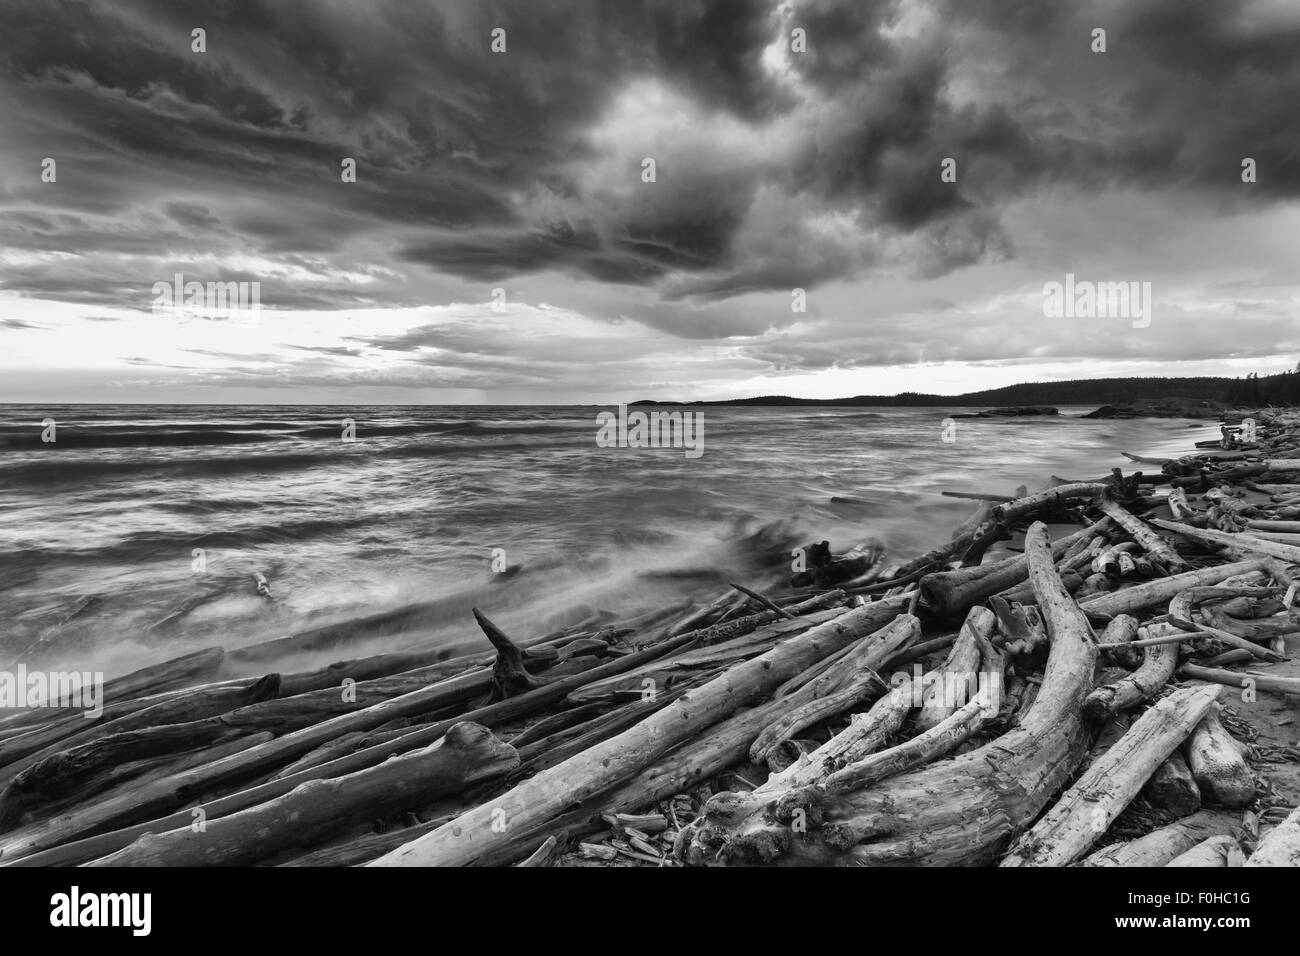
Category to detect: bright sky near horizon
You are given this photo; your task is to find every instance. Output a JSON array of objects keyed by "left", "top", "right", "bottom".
[{"left": 2, "top": 0, "right": 1298, "bottom": 404}]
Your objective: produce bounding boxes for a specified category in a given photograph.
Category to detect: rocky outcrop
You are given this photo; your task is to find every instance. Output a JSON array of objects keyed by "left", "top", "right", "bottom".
[
  {"left": 1085, "top": 398, "right": 1228, "bottom": 419},
  {"left": 952, "top": 405, "right": 1059, "bottom": 419}
]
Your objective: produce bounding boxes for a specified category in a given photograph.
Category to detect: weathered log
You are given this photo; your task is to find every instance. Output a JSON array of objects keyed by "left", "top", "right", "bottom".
[
  {"left": 667, "top": 591, "right": 739, "bottom": 636},
  {"left": 1083, "top": 623, "right": 1181, "bottom": 719},
  {"left": 747, "top": 616, "right": 917, "bottom": 766},
  {"left": 771, "top": 622, "right": 879, "bottom": 696},
  {"left": 1178, "top": 663, "right": 1300, "bottom": 698},
  {"left": 1244, "top": 804, "right": 1300, "bottom": 866},
  {"left": 1, "top": 732, "right": 272, "bottom": 831},
  {"left": 988, "top": 595, "right": 1048, "bottom": 652},
  {"left": 1166, "top": 487, "right": 1196, "bottom": 521},
  {"left": 271, "top": 645, "right": 477, "bottom": 698},
  {"left": 822, "top": 694, "right": 993, "bottom": 793},
  {"left": 1097, "top": 496, "right": 1189, "bottom": 571},
  {"left": 1165, "top": 834, "right": 1244, "bottom": 866},
  {"left": 991, "top": 483, "right": 1108, "bottom": 524},
  {"left": 0, "top": 627, "right": 701, "bottom": 865},
  {"left": 599, "top": 696, "right": 795, "bottom": 817},
  {"left": 1247, "top": 519, "right": 1300, "bottom": 533},
  {"left": 1123, "top": 451, "right": 1171, "bottom": 466},
  {"left": 1091, "top": 541, "right": 1140, "bottom": 577},
  {"left": 1079, "top": 559, "right": 1268, "bottom": 619},
  {"left": 0, "top": 718, "right": 259, "bottom": 831},
  {"left": 473, "top": 609, "right": 554, "bottom": 700},
  {"left": 569, "top": 607, "right": 846, "bottom": 704},
  {"left": 1095, "top": 613, "right": 1141, "bottom": 670},
  {"left": 0, "top": 647, "right": 226, "bottom": 734},
  {"left": 918, "top": 518, "right": 1110, "bottom": 617},
  {"left": 885, "top": 634, "right": 956, "bottom": 668},
  {"left": 1183, "top": 706, "right": 1255, "bottom": 808},
  {"left": 1176, "top": 617, "right": 1287, "bottom": 663},
  {"left": 366, "top": 598, "right": 909, "bottom": 866},
  {"left": 1202, "top": 604, "right": 1300, "bottom": 643},
  {"left": 1164, "top": 586, "right": 1287, "bottom": 663},
  {"left": 0, "top": 674, "right": 282, "bottom": 786},
  {"left": 1152, "top": 518, "right": 1300, "bottom": 563},
  {"left": 676, "top": 522, "right": 1097, "bottom": 866},
  {"left": 960, "top": 521, "right": 1013, "bottom": 567},
  {"left": 1079, "top": 810, "right": 1241, "bottom": 866},
  {"left": 268, "top": 731, "right": 370, "bottom": 781},
  {"left": 2, "top": 659, "right": 531, "bottom": 793},
  {"left": 1143, "top": 752, "right": 1201, "bottom": 817},
  {"left": 88, "top": 722, "right": 517, "bottom": 866},
  {"left": 659, "top": 590, "right": 847, "bottom": 649},
  {"left": 941, "top": 491, "right": 1012, "bottom": 502},
  {"left": 1000, "top": 683, "right": 1222, "bottom": 867},
  {"left": 913, "top": 606, "right": 992, "bottom": 730},
  {"left": 279, "top": 815, "right": 455, "bottom": 867},
  {"left": 1203, "top": 649, "right": 1256, "bottom": 668},
  {"left": 516, "top": 835, "right": 561, "bottom": 867},
  {"left": 756, "top": 672, "right": 890, "bottom": 774},
  {"left": 1236, "top": 530, "right": 1300, "bottom": 545},
  {"left": 763, "top": 678, "right": 918, "bottom": 789},
  {"left": 728, "top": 582, "right": 795, "bottom": 620},
  {"left": 514, "top": 689, "right": 690, "bottom": 776}
]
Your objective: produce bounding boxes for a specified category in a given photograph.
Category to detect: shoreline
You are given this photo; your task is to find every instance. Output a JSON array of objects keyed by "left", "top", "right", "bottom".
[{"left": 1, "top": 410, "right": 1298, "bottom": 867}]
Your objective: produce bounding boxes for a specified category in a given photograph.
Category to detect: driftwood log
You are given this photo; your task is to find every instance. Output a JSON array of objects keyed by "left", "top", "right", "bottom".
[
  {"left": 1001, "top": 684, "right": 1222, "bottom": 867},
  {"left": 367, "top": 598, "right": 909, "bottom": 866},
  {"left": 1244, "top": 804, "right": 1300, "bottom": 866},
  {"left": 1079, "top": 811, "right": 1241, "bottom": 866},
  {"left": 1183, "top": 706, "right": 1255, "bottom": 808},
  {"left": 87, "top": 722, "right": 517, "bottom": 866},
  {"left": 675, "top": 522, "right": 1097, "bottom": 866}
]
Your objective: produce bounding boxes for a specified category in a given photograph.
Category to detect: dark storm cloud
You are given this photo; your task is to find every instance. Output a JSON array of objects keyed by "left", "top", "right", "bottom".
[
  {"left": 0, "top": 0, "right": 1298, "bottom": 321},
  {"left": 935, "top": 0, "right": 1300, "bottom": 193}
]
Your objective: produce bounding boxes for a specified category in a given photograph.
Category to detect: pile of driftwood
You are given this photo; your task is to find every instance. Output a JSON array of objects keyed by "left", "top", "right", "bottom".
[{"left": 2, "top": 414, "right": 1300, "bottom": 868}]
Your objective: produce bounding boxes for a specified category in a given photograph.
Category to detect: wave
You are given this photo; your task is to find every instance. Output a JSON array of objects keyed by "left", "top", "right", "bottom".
[
  {"left": 0, "top": 450, "right": 335, "bottom": 484},
  {"left": 0, "top": 429, "right": 295, "bottom": 449},
  {"left": 0, "top": 418, "right": 583, "bottom": 451}
]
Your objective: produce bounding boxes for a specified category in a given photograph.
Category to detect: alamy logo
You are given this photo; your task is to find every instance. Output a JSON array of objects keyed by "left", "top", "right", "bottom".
[
  {"left": 50, "top": 886, "right": 151, "bottom": 936},
  {"left": 151, "top": 272, "right": 261, "bottom": 323},
  {"left": 891, "top": 665, "right": 1003, "bottom": 713},
  {"left": 0, "top": 666, "right": 103, "bottom": 718},
  {"left": 1043, "top": 272, "right": 1152, "bottom": 328},
  {"left": 595, "top": 404, "right": 704, "bottom": 459}
]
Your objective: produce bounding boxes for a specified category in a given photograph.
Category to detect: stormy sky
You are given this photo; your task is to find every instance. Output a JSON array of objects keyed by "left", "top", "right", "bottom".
[{"left": 1, "top": 0, "right": 1298, "bottom": 404}]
